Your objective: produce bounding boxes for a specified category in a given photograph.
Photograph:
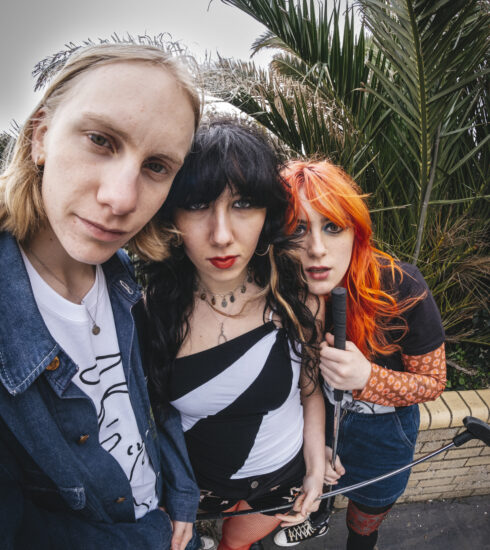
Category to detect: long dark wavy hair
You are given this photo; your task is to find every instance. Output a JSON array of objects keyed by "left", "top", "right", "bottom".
[{"left": 142, "top": 118, "right": 319, "bottom": 421}]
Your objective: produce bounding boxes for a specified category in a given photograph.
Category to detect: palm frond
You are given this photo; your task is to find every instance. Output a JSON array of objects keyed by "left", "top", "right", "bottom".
[
  {"left": 357, "top": 0, "right": 489, "bottom": 261},
  {"left": 32, "top": 33, "right": 195, "bottom": 91}
]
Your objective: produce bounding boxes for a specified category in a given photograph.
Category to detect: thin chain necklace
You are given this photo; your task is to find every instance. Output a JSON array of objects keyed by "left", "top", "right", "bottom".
[
  {"left": 27, "top": 247, "right": 101, "bottom": 335},
  {"left": 198, "top": 274, "right": 252, "bottom": 344},
  {"left": 202, "top": 297, "right": 252, "bottom": 344},
  {"left": 205, "top": 302, "right": 228, "bottom": 345}
]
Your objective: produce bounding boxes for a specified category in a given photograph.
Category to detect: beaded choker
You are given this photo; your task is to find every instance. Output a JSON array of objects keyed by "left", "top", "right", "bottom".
[{"left": 199, "top": 273, "right": 253, "bottom": 308}]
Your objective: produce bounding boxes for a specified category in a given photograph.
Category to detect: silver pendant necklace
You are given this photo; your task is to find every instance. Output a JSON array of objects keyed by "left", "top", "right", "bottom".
[
  {"left": 27, "top": 247, "right": 101, "bottom": 335},
  {"left": 199, "top": 276, "right": 255, "bottom": 345},
  {"left": 217, "top": 320, "right": 227, "bottom": 345}
]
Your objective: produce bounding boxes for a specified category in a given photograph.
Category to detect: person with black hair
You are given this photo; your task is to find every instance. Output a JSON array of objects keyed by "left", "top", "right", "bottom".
[{"left": 143, "top": 119, "right": 326, "bottom": 550}]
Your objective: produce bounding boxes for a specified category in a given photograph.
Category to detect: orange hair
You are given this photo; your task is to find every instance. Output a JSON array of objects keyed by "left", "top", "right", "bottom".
[{"left": 282, "top": 159, "right": 422, "bottom": 358}]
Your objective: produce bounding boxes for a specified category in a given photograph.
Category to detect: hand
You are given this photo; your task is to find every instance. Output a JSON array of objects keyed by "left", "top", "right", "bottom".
[
  {"left": 324, "top": 446, "right": 345, "bottom": 484},
  {"left": 170, "top": 520, "right": 194, "bottom": 550},
  {"left": 274, "top": 473, "right": 323, "bottom": 527},
  {"left": 320, "top": 333, "right": 372, "bottom": 391}
]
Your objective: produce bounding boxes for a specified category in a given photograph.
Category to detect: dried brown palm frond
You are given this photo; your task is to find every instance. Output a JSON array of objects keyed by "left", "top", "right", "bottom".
[
  {"left": 201, "top": 56, "right": 353, "bottom": 159},
  {"left": 32, "top": 33, "right": 198, "bottom": 92},
  {"left": 417, "top": 213, "right": 489, "bottom": 343}
]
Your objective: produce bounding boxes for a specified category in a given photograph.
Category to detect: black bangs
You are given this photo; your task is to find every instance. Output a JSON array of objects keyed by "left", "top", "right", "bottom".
[{"left": 161, "top": 118, "right": 284, "bottom": 215}]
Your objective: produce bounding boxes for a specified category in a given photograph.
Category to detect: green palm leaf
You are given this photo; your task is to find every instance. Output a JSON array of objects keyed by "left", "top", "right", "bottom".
[{"left": 357, "top": 0, "right": 489, "bottom": 260}]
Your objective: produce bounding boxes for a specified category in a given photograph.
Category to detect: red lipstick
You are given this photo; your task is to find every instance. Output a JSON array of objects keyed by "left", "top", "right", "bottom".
[{"left": 209, "top": 256, "right": 238, "bottom": 269}]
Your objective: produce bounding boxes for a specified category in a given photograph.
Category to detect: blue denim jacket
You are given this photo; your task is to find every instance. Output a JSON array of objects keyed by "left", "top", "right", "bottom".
[{"left": 0, "top": 232, "right": 200, "bottom": 550}]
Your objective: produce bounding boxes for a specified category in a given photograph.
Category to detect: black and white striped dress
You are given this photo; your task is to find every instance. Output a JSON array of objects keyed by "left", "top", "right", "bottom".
[{"left": 169, "top": 322, "right": 304, "bottom": 493}]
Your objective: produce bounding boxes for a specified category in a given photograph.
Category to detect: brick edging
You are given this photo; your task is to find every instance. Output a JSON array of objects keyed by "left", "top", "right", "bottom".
[
  {"left": 419, "top": 388, "right": 490, "bottom": 430},
  {"left": 400, "top": 389, "right": 489, "bottom": 503},
  {"left": 335, "top": 389, "right": 490, "bottom": 508}
]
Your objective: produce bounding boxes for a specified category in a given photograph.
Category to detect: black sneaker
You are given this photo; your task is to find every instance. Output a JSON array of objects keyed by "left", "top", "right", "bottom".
[
  {"left": 273, "top": 519, "right": 329, "bottom": 547},
  {"left": 250, "top": 542, "right": 264, "bottom": 550}
]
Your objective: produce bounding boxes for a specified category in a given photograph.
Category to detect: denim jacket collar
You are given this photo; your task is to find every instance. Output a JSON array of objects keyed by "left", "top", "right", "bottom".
[{"left": 0, "top": 232, "right": 141, "bottom": 396}]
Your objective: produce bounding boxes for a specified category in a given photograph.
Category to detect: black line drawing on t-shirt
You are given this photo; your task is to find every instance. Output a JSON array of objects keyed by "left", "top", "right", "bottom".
[
  {"left": 128, "top": 440, "right": 145, "bottom": 482},
  {"left": 133, "top": 496, "right": 150, "bottom": 511},
  {"left": 79, "top": 353, "right": 122, "bottom": 385},
  {"left": 100, "top": 431, "right": 122, "bottom": 453},
  {"left": 97, "top": 381, "right": 129, "bottom": 429},
  {"left": 80, "top": 352, "right": 152, "bottom": 501}
]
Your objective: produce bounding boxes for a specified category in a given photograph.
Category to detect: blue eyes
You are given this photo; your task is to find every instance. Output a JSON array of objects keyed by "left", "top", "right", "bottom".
[
  {"left": 233, "top": 198, "right": 252, "bottom": 209},
  {"left": 324, "top": 222, "right": 342, "bottom": 234},
  {"left": 144, "top": 161, "right": 167, "bottom": 174},
  {"left": 88, "top": 133, "right": 168, "bottom": 175},
  {"left": 186, "top": 198, "right": 253, "bottom": 211},
  {"left": 294, "top": 223, "right": 308, "bottom": 236},
  {"left": 294, "top": 221, "right": 343, "bottom": 236},
  {"left": 89, "top": 133, "right": 110, "bottom": 148},
  {"left": 187, "top": 202, "right": 208, "bottom": 211}
]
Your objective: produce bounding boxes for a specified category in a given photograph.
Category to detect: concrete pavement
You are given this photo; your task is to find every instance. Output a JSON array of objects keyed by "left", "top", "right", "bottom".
[{"left": 260, "top": 495, "right": 490, "bottom": 550}]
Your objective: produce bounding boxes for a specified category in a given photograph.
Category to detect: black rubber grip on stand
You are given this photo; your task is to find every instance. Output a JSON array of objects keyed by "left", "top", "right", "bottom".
[
  {"left": 453, "top": 417, "right": 490, "bottom": 447},
  {"left": 331, "top": 287, "right": 347, "bottom": 402}
]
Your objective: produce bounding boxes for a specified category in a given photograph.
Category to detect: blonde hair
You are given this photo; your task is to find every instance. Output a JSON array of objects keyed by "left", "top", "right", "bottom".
[{"left": 0, "top": 42, "right": 202, "bottom": 260}]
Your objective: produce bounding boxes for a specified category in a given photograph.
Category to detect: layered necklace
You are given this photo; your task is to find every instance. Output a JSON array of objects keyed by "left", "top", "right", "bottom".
[
  {"left": 27, "top": 247, "right": 101, "bottom": 335},
  {"left": 198, "top": 273, "right": 253, "bottom": 344}
]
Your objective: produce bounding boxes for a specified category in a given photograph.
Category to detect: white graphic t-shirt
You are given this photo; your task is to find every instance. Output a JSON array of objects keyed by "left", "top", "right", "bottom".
[{"left": 22, "top": 252, "right": 158, "bottom": 519}]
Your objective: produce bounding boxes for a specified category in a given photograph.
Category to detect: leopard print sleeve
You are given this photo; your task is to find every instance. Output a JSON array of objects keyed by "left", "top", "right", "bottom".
[{"left": 353, "top": 343, "right": 446, "bottom": 407}]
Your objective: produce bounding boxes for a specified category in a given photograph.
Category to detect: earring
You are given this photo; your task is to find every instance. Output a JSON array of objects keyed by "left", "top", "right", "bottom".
[
  {"left": 35, "top": 154, "right": 45, "bottom": 166},
  {"left": 255, "top": 244, "right": 271, "bottom": 257}
]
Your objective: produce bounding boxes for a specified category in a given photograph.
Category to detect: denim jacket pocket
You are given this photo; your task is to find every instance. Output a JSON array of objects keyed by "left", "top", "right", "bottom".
[
  {"left": 58, "top": 486, "right": 86, "bottom": 510},
  {"left": 25, "top": 483, "right": 86, "bottom": 511},
  {"left": 23, "top": 468, "right": 86, "bottom": 511}
]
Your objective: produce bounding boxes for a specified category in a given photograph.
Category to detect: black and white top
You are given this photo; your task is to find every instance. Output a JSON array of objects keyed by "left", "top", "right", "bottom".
[{"left": 169, "top": 322, "right": 303, "bottom": 489}]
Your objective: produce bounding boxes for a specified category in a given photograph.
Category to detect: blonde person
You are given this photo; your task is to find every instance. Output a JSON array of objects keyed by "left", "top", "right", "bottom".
[
  {"left": 0, "top": 43, "right": 203, "bottom": 550},
  {"left": 143, "top": 119, "right": 326, "bottom": 550},
  {"left": 273, "top": 160, "right": 446, "bottom": 550}
]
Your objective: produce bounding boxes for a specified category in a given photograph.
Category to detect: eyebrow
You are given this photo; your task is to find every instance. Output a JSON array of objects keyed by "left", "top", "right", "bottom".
[{"left": 81, "top": 113, "right": 184, "bottom": 166}]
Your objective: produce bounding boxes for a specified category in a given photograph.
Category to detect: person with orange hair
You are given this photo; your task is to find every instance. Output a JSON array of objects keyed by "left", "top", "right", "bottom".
[{"left": 273, "top": 160, "right": 446, "bottom": 550}]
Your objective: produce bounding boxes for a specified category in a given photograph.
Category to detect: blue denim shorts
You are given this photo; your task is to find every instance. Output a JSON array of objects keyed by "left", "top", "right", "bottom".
[{"left": 326, "top": 402, "right": 420, "bottom": 507}]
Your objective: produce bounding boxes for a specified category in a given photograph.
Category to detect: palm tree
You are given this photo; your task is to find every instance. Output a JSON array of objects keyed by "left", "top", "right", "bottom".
[
  {"left": 0, "top": 132, "right": 14, "bottom": 164},
  {"left": 204, "top": 0, "right": 489, "bottom": 342}
]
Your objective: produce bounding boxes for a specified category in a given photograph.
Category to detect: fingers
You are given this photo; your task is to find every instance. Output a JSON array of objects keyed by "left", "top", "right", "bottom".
[
  {"left": 171, "top": 521, "right": 193, "bottom": 550},
  {"left": 275, "top": 494, "right": 308, "bottom": 527},
  {"left": 324, "top": 471, "right": 340, "bottom": 484},
  {"left": 324, "top": 448, "right": 345, "bottom": 483},
  {"left": 321, "top": 335, "right": 357, "bottom": 358},
  {"left": 275, "top": 509, "right": 308, "bottom": 528},
  {"left": 334, "top": 455, "right": 346, "bottom": 476},
  {"left": 300, "top": 491, "right": 319, "bottom": 516},
  {"left": 324, "top": 464, "right": 341, "bottom": 484},
  {"left": 320, "top": 337, "right": 370, "bottom": 390},
  {"left": 320, "top": 343, "right": 348, "bottom": 363},
  {"left": 324, "top": 468, "right": 344, "bottom": 483},
  {"left": 292, "top": 492, "right": 306, "bottom": 513}
]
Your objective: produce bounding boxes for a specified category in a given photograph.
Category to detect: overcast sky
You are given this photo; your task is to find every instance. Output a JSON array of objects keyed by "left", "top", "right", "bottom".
[{"left": 0, "top": 0, "right": 276, "bottom": 132}]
